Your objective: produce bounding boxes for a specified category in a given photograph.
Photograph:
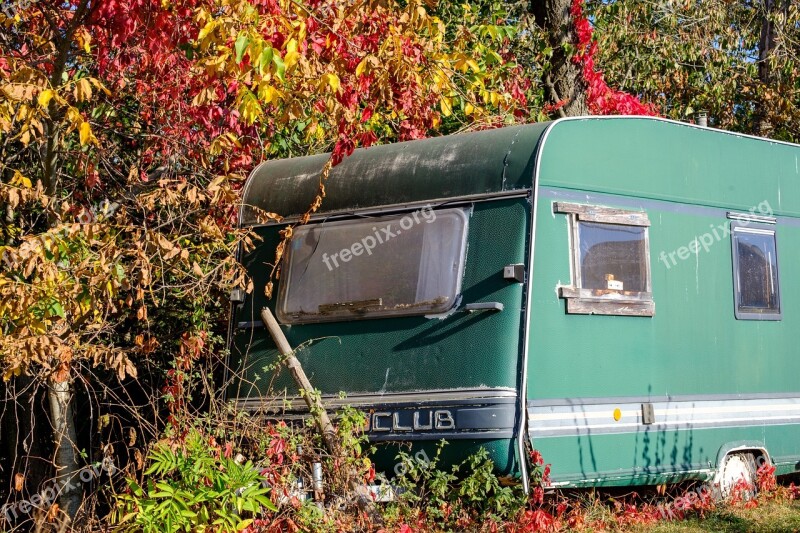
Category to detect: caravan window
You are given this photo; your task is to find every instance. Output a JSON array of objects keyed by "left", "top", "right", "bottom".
[
  {"left": 577, "top": 222, "right": 649, "bottom": 292},
  {"left": 555, "top": 202, "right": 654, "bottom": 317},
  {"left": 277, "top": 207, "right": 469, "bottom": 324},
  {"left": 731, "top": 223, "right": 781, "bottom": 320}
]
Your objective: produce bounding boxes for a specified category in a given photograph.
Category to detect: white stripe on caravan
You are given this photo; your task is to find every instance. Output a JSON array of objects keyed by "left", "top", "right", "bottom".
[{"left": 528, "top": 396, "right": 800, "bottom": 437}]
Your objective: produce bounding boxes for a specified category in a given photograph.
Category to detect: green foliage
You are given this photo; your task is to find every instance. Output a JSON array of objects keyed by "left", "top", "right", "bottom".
[
  {"left": 586, "top": 0, "right": 800, "bottom": 141},
  {"left": 113, "top": 428, "right": 276, "bottom": 533},
  {"left": 391, "top": 441, "right": 526, "bottom": 526}
]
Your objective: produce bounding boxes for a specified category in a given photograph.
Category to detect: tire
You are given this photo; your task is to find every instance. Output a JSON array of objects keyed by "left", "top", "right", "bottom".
[{"left": 714, "top": 452, "right": 757, "bottom": 500}]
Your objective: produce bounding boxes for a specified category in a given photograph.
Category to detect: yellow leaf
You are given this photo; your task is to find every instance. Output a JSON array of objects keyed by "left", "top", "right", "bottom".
[
  {"left": 75, "top": 78, "right": 92, "bottom": 102},
  {"left": 324, "top": 73, "right": 340, "bottom": 93},
  {"left": 198, "top": 20, "right": 216, "bottom": 41},
  {"left": 76, "top": 28, "right": 92, "bottom": 53},
  {"left": 66, "top": 107, "right": 82, "bottom": 127},
  {"left": 440, "top": 97, "right": 452, "bottom": 117},
  {"left": 355, "top": 58, "right": 368, "bottom": 77},
  {"left": 89, "top": 78, "right": 111, "bottom": 96},
  {"left": 3, "top": 366, "right": 22, "bottom": 381},
  {"left": 79, "top": 121, "right": 92, "bottom": 145},
  {"left": 38, "top": 89, "right": 54, "bottom": 108},
  {"left": 258, "top": 83, "right": 279, "bottom": 104},
  {"left": 12, "top": 170, "right": 32, "bottom": 188},
  {"left": 284, "top": 50, "right": 300, "bottom": 70},
  {"left": 464, "top": 102, "right": 474, "bottom": 116}
]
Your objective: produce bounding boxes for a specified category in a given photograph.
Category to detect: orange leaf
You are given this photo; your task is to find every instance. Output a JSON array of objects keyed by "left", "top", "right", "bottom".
[
  {"left": 46, "top": 503, "right": 60, "bottom": 522},
  {"left": 52, "top": 362, "right": 70, "bottom": 383}
]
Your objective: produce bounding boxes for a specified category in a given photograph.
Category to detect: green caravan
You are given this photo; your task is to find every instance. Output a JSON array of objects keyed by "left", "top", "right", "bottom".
[{"left": 228, "top": 116, "right": 800, "bottom": 492}]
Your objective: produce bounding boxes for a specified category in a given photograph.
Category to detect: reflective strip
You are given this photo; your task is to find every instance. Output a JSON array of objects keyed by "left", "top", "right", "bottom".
[
  {"left": 235, "top": 387, "right": 518, "bottom": 413},
  {"left": 528, "top": 396, "right": 800, "bottom": 437}
]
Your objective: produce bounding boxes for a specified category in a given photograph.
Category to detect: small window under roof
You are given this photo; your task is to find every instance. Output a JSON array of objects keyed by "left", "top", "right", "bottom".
[{"left": 731, "top": 223, "right": 781, "bottom": 320}]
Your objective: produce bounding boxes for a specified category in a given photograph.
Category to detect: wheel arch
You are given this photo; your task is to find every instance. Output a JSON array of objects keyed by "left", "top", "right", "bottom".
[{"left": 714, "top": 441, "right": 772, "bottom": 471}]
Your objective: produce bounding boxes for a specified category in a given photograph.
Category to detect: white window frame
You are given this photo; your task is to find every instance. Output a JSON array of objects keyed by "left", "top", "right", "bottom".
[
  {"left": 730, "top": 221, "right": 781, "bottom": 321},
  {"left": 276, "top": 207, "right": 470, "bottom": 324}
]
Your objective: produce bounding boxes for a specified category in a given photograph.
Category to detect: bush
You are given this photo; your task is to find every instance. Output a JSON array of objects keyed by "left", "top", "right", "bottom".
[{"left": 112, "top": 427, "right": 275, "bottom": 533}]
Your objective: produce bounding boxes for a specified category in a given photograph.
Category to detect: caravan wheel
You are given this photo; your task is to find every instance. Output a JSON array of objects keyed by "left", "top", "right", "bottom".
[{"left": 713, "top": 453, "right": 757, "bottom": 500}]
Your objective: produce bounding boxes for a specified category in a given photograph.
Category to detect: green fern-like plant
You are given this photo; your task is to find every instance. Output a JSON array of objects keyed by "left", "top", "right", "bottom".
[{"left": 112, "top": 428, "right": 276, "bottom": 532}]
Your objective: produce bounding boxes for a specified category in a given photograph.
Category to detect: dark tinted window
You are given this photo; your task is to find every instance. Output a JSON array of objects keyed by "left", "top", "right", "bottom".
[
  {"left": 578, "top": 222, "right": 648, "bottom": 292},
  {"left": 733, "top": 226, "right": 780, "bottom": 319}
]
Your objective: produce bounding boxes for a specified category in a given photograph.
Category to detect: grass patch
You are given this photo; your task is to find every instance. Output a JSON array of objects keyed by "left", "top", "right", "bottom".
[{"left": 626, "top": 498, "right": 800, "bottom": 533}]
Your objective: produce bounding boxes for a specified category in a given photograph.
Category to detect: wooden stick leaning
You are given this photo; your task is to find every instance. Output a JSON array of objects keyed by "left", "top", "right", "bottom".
[
  {"left": 259, "top": 307, "right": 382, "bottom": 519},
  {"left": 260, "top": 307, "right": 338, "bottom": 454}
]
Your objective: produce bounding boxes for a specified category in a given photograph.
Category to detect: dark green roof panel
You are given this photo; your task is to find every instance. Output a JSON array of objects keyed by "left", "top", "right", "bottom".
[{"left": 240, "top": 123, "right": 549, "bottom": 224}]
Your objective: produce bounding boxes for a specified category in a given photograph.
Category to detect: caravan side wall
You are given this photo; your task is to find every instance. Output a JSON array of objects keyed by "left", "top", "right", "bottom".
[{"left": 528, "top": 118, "right": 800, "bottom": 486}]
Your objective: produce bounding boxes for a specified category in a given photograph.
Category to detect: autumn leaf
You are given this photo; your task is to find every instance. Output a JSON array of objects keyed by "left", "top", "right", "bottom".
[
  {"left": 197, "top": 19, "right": 216, "bottom": 41},
  {"left": 79, "top": 121, "right": 92, "bottom": 145},
  {"left": 11, "top": 170, "right": 32, "bottom": 188},
  {"left": 75, "top": 78, "right": 92, "bottom": 102},
  {"left": 52, "top": 361, "right": 70, "bottom": 383},
  {"left": 440, "top": 97, "right": 453, "bottom": 117},
  {"left": 46, "top": 504, "right": 60, "bottom": 522},
  {"left": 38, "top": 89, "right": 54, "bottom": 108},
  {"left": 234, "top": 33, "right": 250, "bottom": 64}
]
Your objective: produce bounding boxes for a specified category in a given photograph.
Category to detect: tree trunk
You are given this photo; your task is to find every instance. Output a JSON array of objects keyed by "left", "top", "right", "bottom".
[
  {"left": 530, "top": 0, "right": 589, "bottom": 116},
  {"left": 47, "top": 379, "right": 81, "bottom": 520},
  {"left": 755, "top": 0, "right": 789, "bottom": 137},
  {"left": 37, "top": 3, "right": 94, "bottom": 521}
]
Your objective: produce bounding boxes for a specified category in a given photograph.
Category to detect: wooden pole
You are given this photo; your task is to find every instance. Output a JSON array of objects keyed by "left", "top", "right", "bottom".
[
  {"left": 259, "top": 308, "right": 381, "bottom": 520},
  {"left": 260, "top": 308, "right": 338, "bottom": 454}
]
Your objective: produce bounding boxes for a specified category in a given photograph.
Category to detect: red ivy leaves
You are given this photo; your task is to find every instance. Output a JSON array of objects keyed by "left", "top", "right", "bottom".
[{"left": 570, "top": 0, "right": 658, "bottom": 116}]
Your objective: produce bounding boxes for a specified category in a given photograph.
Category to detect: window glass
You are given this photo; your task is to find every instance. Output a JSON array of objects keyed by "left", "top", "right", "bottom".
[
  {"left": 733, "top": 226, "right": 780, "bottom": 317},
  {"left": 277, "top": 208, "right": 468, "bottom": 323},
  {"left": 578, "top": 221, "right": 648, "bottom": 292}
]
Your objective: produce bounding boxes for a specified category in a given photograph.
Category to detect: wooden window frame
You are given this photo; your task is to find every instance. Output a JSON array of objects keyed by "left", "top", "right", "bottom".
[{"left": 554, "top": 202, "right": 655, "bottom": 317}]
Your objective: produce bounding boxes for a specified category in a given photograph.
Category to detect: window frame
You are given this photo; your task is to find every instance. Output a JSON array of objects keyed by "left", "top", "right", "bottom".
[
  {"left": 730, "top": 221, "right": 782, "bottom": 321},
  {"left": 276, "top": 207, "right": 470, "bottom": 324},
  {"left": 555, "top": 202, "right": 655, "bottom": 317}
]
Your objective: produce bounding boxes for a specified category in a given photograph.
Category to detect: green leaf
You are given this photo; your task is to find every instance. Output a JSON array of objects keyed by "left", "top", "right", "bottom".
[
  {"left": 235, "top": 33, "right": 250, "bottom": 64},
  {"left": 48, "top": 300, "right": 65, "bottom": 319},
  {"left": 254, "top": 495, "right": 277, "bottom": 511},
  {"left": 236, "top": 519, "right": 254, "bottom": 531},
  {"left": 258, "top": 46, "right": 274, "bottom": 75},
  {"left": 272, "top": 54, "right": 285, "bottom": 82}
]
